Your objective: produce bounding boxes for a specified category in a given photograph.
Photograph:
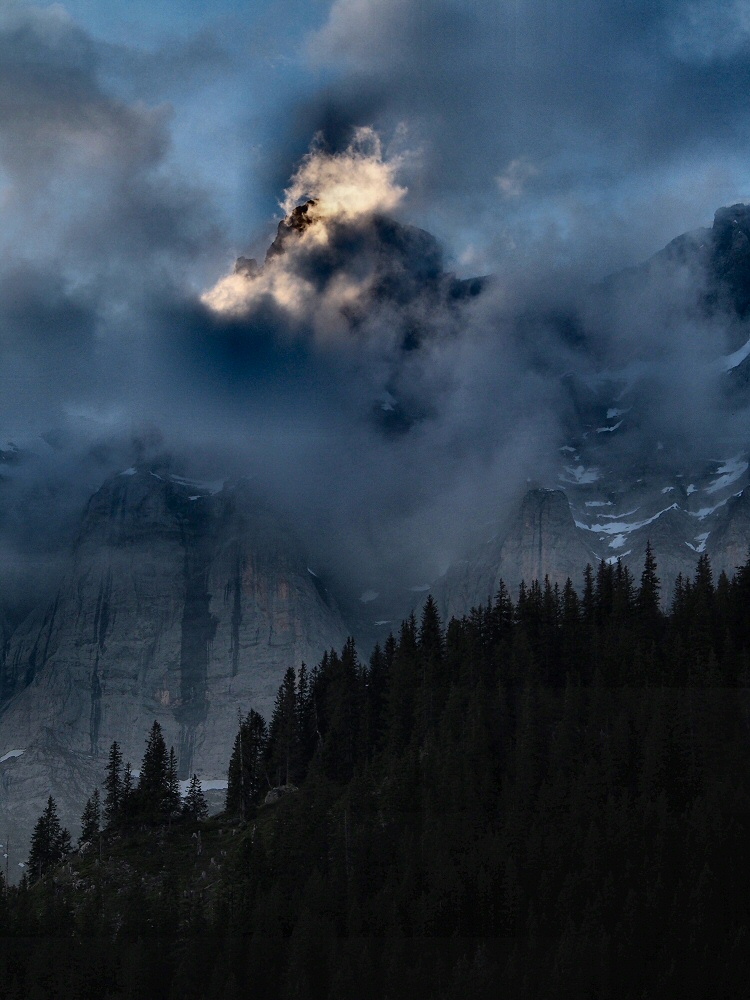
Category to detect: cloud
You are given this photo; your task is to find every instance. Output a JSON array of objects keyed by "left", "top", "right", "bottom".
[
  {"left": 497, "top": 159, "right": 540, "bottom": 200},
  {"left": 202, "top": 129, "right": 408, "bottom": 323},
  {"left": 295, "top": 0, "right": 750, "bottom": 278},
  {"left": 1, "top": 2, "right": 750, "bottom": 638},
  {"left": 281, "top": 127, "right": 407, "bottom": 220}
]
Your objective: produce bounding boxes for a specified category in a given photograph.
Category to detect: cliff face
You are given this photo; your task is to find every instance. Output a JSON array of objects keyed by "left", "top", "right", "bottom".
[
  {"left": 0, "top": 469, "right": 346, "bottom": 874},
  {"left": 498, "top": 489, "right": 596, "bottom": 593},
  {"left": 437, "top": 489, "right": 596, "bottom": 620},
  {"left": 709, "top": 490, "right": 750, "bottom": 579},
  {"left": 437, "top": 481, "right": 750, "bottom": 624}
]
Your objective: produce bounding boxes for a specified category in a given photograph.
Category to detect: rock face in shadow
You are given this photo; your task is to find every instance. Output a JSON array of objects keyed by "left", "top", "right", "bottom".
[
  {"left": 0, "top": 469, "right": 346, "bottom": 875},
  {"left": 709, "top": 490, "right": 750, "bottom": 579},
  {"left": 437, "top": 489, "right": 596, "bottom": 620}
]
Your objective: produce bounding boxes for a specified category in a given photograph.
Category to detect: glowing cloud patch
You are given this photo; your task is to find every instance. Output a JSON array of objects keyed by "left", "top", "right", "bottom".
[
  {"left": 281, "top": 127, "right": 406, "bottom": 223},
  {"left": 200, "top": 128, "right": 407, "bottom": 322}
]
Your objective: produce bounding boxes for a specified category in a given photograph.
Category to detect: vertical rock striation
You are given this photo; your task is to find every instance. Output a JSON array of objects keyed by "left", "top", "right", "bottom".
[{"left": 0, "top": 469, "right": 346, "bottom": 872}]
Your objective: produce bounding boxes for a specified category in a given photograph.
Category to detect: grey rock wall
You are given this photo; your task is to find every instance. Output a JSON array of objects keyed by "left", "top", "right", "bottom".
[{"left": 0, "top": 469, "right": 346, "bottom": 876}]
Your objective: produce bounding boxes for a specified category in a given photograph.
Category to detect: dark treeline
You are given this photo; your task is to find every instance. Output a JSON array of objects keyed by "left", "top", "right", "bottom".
[{"left": 2, "top": 547, "right": 750, "bottom": 998}]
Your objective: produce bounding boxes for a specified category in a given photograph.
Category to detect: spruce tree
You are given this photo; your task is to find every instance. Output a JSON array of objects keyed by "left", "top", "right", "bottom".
[
  {"left": 166, "top": 746, "right": 181, "bottom": 820},
  {"left": 137, "top": 721, "right": 169, "bottom": 822},
  {"left": 226, "top": 709, "right": 268, "bottom": 817},
  {"left": 103, "top": 741, "right": 123, "bottom": 828},
  {"left": 121, "top": 762, "right": 135, "bottom": 828},
  {"left": 296, "top": 663, "right": 316, "bottom": 769},
  {"left": 267, "top": 667, "right": 299, "bottom": 786},
  {"left": 183, "top": 774, "right": 208, "bottom": 821},
  {"left": 638, "top": 541, "right": 662, "bottom": 634},
  {"left": 385, "top": 614, "right": 419, "bottom": 753},
  {"left": 418, "top": 595, "right": 444, "bottom": 732},
  {"left": 28, "top": 797, "right": 70, "bottom": 881},
  {"left": 80, "top": 789, "right": 101, "bottom": 845}
]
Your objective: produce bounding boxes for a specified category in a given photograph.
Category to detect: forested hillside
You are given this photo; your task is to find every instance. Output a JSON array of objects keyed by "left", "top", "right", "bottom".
[{"left": 2, "top": 548, "right": 750, "bottom": 999}]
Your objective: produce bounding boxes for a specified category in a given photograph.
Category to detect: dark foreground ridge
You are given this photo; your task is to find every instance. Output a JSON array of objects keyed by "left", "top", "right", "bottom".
[{"left": 2, "top": 548, "right": 750, "bottom": 998}]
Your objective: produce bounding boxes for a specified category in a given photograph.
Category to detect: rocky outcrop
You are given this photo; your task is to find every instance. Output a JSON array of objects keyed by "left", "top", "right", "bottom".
[
  {"left": 264, "top": 783, "right": 298, "bottom": 805},
  {"left": 0, "top": 468, "right": 346, "bottom": 875},
  {"left": 265, "top": 200, "right": 319, "bottom": 260}
]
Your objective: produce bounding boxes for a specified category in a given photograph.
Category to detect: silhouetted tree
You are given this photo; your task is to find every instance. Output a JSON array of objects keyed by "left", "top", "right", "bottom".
[
  {"left": 136, "top": 721, "right": 169, "bottom": 822},
  {"left": 103, "top": 741, "right": 123, "bottom": 828},
  {"left": 182, "top": 774, "right": 208, "bottom": 821},
  {"left": 80, "top": 789, "right": 101, "bottom": 845},
  {"left": 226, "top": 709, "right": 268, "bottom": 817},
  {"left": 166, "top": 746, "right": 181, "bottom": 820},
  {"left": 267, "top": 667, "right": 300, "bottom": 785},
  {"left": 28, "top": 796, "right": 70, "bottom": 881}
]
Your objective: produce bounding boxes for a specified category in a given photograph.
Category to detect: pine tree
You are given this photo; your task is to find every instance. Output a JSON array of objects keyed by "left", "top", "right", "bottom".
[
  {"left": 226, "top": 709, "right": 268, "bottom": 817},
  {"left": 267, "top": 667, "right": 299, "bottom": 786},
  {"left": 28, "top": 796, "right": 70, "bottom": 881},
  {"left": 165, "top": 746, "right": 181, "bottom": 820},
  {"left": 296, "top": 663, "right": 316, "bottom": 771},
  {"left": 638, "top": 541, "right": 662, "bottom": 639},
  {"left": 365, "top": 643, "right": 388, "bottom": 756},
  {"left": 121, "top": 762, "right": 135, "bottom": 828},
  {"left": 385, "top": 614, "right": 419, "bottom": 753},
  {"left": 183, "top": 774, "right": 208, "bottom": 821},
  {"left": 319, "top": 638, "right": 365, "bottom": 783},
  {"left": 418, "top": 595, "right": 445, "bottom": 732},
  {"left": 80, "top": 789, "right": 101, "bottom": 845},
  {"left": 136, "top": 721, "right": 170, "bottom": 822},
  {"left": 103, "top": 741, "right": 123, "bottom": 828}
]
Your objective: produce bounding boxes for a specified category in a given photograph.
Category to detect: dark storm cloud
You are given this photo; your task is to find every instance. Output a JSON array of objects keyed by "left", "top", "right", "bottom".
[
  {"left": 0, "top": 5, "right": 222, "bottom": 265},
  {"left": 265, "top": 0, "right": 750, "bottom": 275},
  {"left": 0, "top": 6, "right": 227, "bottom": 614},
  {"left": 307, "top": 0, "right": 750, "bottom": 177},
  {"left": 1, "top": 1, "right": 750, "bottom": 631}
]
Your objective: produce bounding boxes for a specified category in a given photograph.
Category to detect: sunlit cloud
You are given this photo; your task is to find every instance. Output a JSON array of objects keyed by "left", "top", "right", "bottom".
[
  {"left": 201, "top": 128, "right": 405, "bottom": 323},
  {"left": 281, "top": 126, "right": 406, "bottom": 221}
]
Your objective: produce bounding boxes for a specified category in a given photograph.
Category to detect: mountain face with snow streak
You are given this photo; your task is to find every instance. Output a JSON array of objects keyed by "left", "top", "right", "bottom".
[
  {"left": 438, "top": 206, "right": 750, "bottom": 618},
  {"left": 2, "top": 200, "right": 750, "bottom": 873}
]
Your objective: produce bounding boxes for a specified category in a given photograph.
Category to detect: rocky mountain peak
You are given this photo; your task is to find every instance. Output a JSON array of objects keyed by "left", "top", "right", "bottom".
[{"left": 265, "top": 199, "right": 319, "bottom": 260}]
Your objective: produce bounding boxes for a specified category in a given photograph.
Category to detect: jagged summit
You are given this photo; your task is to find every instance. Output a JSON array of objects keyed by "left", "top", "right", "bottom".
[{"left": 266, "top": 199, "right": 319, "bottom": 260}]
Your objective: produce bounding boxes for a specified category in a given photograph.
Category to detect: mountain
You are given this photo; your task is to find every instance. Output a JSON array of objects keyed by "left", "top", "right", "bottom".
[
  {"left": 3, "top": 200, "right": 750, "bottom": 871},
  {"left": 0, "top": 467, "right": 346, "bottom": 874},
  {"left": 437, "top": 489, "right": 596, "bottom": 616},
  {"left": 438, "top": 205, "right": 750, "bottom": 617}
]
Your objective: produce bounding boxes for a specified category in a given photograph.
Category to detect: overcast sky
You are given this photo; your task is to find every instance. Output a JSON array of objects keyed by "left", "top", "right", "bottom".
[{"left": 1, "top": 0, "right": 749, "bottom": 605}]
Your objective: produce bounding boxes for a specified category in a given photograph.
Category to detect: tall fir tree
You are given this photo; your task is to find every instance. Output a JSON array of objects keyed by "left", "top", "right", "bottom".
[
  {"left": 267, "top": 667, "right": 300, "bottom": 786},
  {"left": 226, "top": 709, "right": 268, "bottom": 817},
  {"left": 637, "top": 541, "right": 662, "bottom": 649},
  {"left": 103, "top": 741, "right": 123, "bottom": 828},
  {"left": 136, "top": 721, "right": 170, "bottom": 822},
  {"left": 28, "top": 797, "right": 70, "bottom": 881},
  {"left": 182, "top": 774, "right": 208, "bottom": 821},
  {"left": 121, "top": 762, "right": 135, "bottom": 828},
  {"left": 80, "top": 789, "right": 101, "bottom": 845},
  {"left": 166, "top": 747, "right": 181, "bottom": 820},
  {"left": 418, "top": 595, "right": 445, "bottom": 733},
  {"left": 385, "top": 614, "right": 419, "bottom": 754}
]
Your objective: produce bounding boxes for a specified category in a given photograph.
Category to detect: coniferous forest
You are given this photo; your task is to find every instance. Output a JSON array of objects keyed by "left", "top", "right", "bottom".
[{"left": 2, "top": 548, "right": 750, "bottom": 998}]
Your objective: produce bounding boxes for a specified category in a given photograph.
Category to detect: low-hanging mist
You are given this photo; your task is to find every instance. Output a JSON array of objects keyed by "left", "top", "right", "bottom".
[{"left": 1, "top": 3, "right": 750, "bottom": 629}]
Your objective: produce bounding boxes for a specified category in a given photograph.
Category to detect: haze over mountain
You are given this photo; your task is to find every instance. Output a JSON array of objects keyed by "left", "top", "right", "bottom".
[
  {"left": 3, "top": 0, "right": 750, "bottom": 873},
  {"left": 3, "top": 187, "right": 750, "bottom": 872}
]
